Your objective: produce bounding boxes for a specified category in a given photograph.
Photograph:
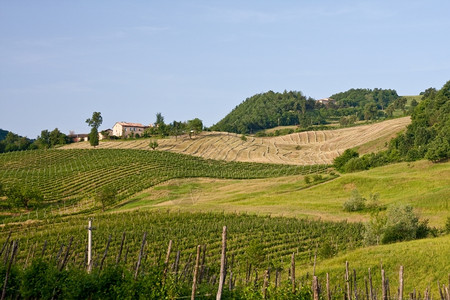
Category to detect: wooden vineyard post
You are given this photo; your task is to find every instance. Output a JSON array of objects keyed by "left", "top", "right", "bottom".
[
  {"left": 216, "top": 226, "right": 227, "bottom": 300},
  {"left": 59, "top": 237, "right": 74, "bottom": 271},
  {"left": 381, "top": 268, "right": 387, "bottom": 300},
  {"left": 191, "top": 245, "right": 201, "bottom": 300},
  {"left": 99, "top": 234, "right": 111, "bottom": 271},
  {"left": 346, "top": 261, "right": 351, "bottom": 300},
  {"left": 368, "top": 268, "right": 374, "bottom": 300},
  {"left": 87, "top": 219, "right": 96, "bottom": 273},
  {"left": 1, "top": 240, "right": 18, "bottom": 300},
  {"left": 135, "top": 232, "right": 147, "bottom": 280},
  {"left": 262, "top": 269, "right": 269, "bottom": 299},
  {"left": 327, "top": 273, "right": 331, "bottom": 300},
  {"left": 116, "top": 231, "right": 126, "bottom": 265},
  {"left": 163, "top": 240, "right": 173, "bottom": 280},
  {"left": 291, "top": 252, "right": 296, "bottom": 294},
  {"left": 313, "top": 276, "right": 320, "bottom": 300},
  {"left": 398, "top": 266, "right": 404, "bottom": 300}
]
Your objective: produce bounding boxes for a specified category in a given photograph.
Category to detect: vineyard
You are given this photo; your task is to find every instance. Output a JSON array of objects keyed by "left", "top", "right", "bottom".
[
  {"left": 1, "top": 211, "right": 365, "bottom": 298},
  {"left": 63, "top": 117, "right": 411, "bottom": 165},
  {"left": 0, "top": 211, "right": 448, "bottom": 299},
  {"left": 0, "top": 149, "right": 327, "bottom": 216}
]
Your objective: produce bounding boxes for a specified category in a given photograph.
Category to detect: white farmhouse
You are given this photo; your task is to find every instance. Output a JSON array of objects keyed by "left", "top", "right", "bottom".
[{"left": 112, "top": 122, "right": 149, "bottom": 138}]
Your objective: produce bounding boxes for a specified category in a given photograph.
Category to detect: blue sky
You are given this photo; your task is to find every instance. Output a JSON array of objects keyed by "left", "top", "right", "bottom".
[{"left": 1, "top": 1, "right": 449, "bottom": 138}]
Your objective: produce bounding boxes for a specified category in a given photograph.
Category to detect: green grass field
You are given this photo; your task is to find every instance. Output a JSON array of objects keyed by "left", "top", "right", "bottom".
[
  {"left": 0, "top": 141, "right": 448, "bottom": 296},
  {"left": 301, "top": 234, "right": 450, "bottom": 298},
  {"left": 125, "top": 160, "right": 450, "bottom": 227}
]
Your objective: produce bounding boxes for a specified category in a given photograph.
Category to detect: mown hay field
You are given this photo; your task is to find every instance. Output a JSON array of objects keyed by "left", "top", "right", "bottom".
[{"left": 64, "top": 117, "right": 411, "bottom": 165}]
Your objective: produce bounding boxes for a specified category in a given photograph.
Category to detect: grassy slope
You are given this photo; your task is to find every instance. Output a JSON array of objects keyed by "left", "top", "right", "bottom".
[
  {"left": 301, "top": 234, "right": 450, "bottom": 297},
  {"left": 122, "top": 160, "right": 450, "bottom": 227}
]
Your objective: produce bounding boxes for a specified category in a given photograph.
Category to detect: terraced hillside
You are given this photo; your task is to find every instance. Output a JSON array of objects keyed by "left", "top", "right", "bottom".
[
  {"left": 64, "top": 117, "right": 411, "bottom": 165},
  {"left": 0, "top": 149, "right": 326, "bottom": 212}
]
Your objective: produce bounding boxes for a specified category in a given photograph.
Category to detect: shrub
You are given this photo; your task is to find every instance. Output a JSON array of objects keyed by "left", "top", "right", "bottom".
[
  {"left": 446, "top": 216, "right": 450, "bottom": 234},
  {"left": 365, "top": 204, "right": 430, "bottom": 245},
  {"left": 304, "top": 176, "right": 311, "bottom": 184},
  {"left": 343, "top": 189, "right": 366, "bottom": 212},
  {"left": 334, "top": 149, "right": 359, "bottom": 172}
]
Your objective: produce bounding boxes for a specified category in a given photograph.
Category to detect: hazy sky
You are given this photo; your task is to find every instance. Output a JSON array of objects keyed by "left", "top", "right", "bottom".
[{"left": 1, "top": 1, "right": 449, "bottom": 138}]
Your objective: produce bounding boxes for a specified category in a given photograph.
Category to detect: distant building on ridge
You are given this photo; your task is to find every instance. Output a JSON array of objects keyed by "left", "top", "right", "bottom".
[
  {"left": 317, "top": 98, "right": 336, "bottom": 106},
  {"left": 112, "top": 122, "right": 150, "bottom": 138}
]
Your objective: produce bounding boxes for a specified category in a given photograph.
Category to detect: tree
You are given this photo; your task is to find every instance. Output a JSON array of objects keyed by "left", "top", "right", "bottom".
[
  {"left": 187, "top": 118, "right": 203, "bottom": 138},
  {"left": 86, "top": 112, "right": 102, "bottom": 147},
  {"left": 155, "top": 113, "right": 165, "bottom": 126},
  {"left": 333, "top": 149, "right": 359, "bottom": 172},
  {"left": 86, "top": 112, "right": 103, "bottom": 130},
  {"left": 363, "top": 102, "right": 378, "bottom": 120},
  {"left": 95, "top": 186, "right": 116, "bottom": 212},
  {"left": 149, "top": 140, "right": 158, "bottom": 150},
  {"left": 89, "top": 128, "right": 99, "bottom": 147},
  {"left": 6, "top": 185, "right": 43, "bottom": 210}
]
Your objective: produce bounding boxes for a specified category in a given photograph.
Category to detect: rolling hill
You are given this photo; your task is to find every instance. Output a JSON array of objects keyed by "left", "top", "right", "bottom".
[{"left": 63, "top": 117, "right": 411, "bottom": 165}]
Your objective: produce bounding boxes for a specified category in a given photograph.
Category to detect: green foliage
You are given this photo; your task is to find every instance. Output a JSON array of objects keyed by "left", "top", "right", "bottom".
[
  {"left": 95, "top": 186, "right": 117, "bottom": 211},
  {"left": 304, "top": 175, "right": 311, "bottom": 184},
  {"left": 343, "top": 189, "right": 366, "bottom": 212},
  {"left": 331, "top": 88, "right": 399, "bottom": 110},
  {"left": 333, "top": 149, "right": 359, "bottom": 172},
  {"left": 245, "top": 240, "right": 265, "bottom": 268},
  {"left": 240, "top": 134, "right": 247, "bottom": 141},
  {"left": 187, "top": 118, "right": 203, "bottom": 136},
  {"left": 149, "top": 140, "right": 159, "bottom": 150},
  {"left": 365, "top": 204, "right": 430, "bottom": 245},
  {"left": 388, "top": 80, "right": 450, "bottom": 163},
  {"left": 85, "top": 111, "right": 103, "bottom": 130},
  {"left": 5, "top": 184, "right": 43, "bottom": 209},
  {"left": 211, "top": 90, "right": 321, "bottom": 134},
  {"left": 89, "top": 128, "right": 99, "bottom": 147},
  {"left": 0, "top": 131, "right": 32, "bottom": 154},
  {"left": 35, "top": 128, "right": 69, "bottom": 149}
]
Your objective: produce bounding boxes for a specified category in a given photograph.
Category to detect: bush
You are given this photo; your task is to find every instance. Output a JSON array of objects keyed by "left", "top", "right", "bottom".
[
  {"left": 334, "top": 149, "right": 359, "bottom": 172},
  {"left": 343, "top": 189, "right": 366, "bottom": 212},
  {"left": 365, "top": 204, "right": 430, "bottom": 245},
  {"left": 446, "top": 216, "right": 450, "bottom": 234}
]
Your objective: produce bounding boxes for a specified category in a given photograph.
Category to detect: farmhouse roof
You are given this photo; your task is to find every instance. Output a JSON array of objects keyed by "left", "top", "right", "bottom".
[{"left": 116, "top": 122, "right": 148, "bottom": 128}]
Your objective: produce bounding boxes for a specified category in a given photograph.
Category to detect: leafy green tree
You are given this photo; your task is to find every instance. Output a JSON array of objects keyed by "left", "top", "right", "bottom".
[
  {"left": 6, "top": 185, "right": 43, "bottom": 209},
  {"left": 86, "top": 112, "right": 103, "bottom": 130},
  {"left": 170, "top": 121, "right": 185, "bottom": 140},
  {"left": 89, "top": 128, "right": 99, "bottom": 147},
  {"left": 95, "top": 186, "right": 116, "bottom": 211},
  {"left": 86, "top": 112, "right": 102, "bottom": 147},
  {"left": 187, "top": 118, "right": 203, "bottom": 137},
  {"left": 333, "top": 149, "right": 359, "bottom": 172},
  {"left": 363, "top": 102, "right": 378, "bottom": 120},
  {"left": 155, "top": 112, "right": 165, "bottom": 126}
]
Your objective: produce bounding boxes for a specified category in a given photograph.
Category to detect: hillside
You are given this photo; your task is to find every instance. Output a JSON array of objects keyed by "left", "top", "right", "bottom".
[
  {"left": 0, "top": 129, "right": 8, "bottom": 141},
  {"left": 64, "top": 117, "right": 411, "bottom": 165},
  {"left": 121, "top": 159, "right": 450, "bottom": 227},
  {"left": 211, "top": 88, "right": 401, "bottom": 134}
]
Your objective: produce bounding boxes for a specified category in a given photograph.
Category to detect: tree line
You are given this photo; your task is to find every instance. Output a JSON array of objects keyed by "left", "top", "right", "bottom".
[
  {"left": 333, "top": 80, "right": 450, "bottom": 173},
  {"left": 211, "top": 88, "right": 403, "bottom": 134}
]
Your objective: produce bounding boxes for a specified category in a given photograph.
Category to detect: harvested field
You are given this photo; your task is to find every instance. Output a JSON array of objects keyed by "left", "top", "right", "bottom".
[{"left": 64, "top": 117, "right": 410, "bottom": 165}]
